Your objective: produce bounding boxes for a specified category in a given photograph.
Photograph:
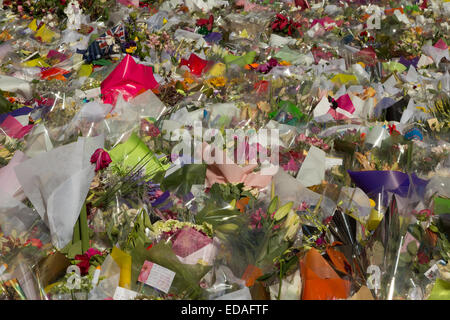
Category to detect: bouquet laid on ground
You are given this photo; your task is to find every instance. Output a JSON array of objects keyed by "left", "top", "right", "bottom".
[{"left": 0, "top": 0, "right": 449, "bottom": 301}]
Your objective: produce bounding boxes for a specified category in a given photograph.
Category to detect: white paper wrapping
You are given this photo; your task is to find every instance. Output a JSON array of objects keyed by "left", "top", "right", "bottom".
[
  {"left": 14, "top": 135, "right": 104, "bottom": 249},
  {"left": 296, "top": 146, "right": 326, "bottom": 187}
]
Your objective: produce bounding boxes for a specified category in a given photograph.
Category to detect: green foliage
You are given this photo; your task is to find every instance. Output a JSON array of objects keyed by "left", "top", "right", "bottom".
[
  {"left": 209, "top": 182, "right": 256, "bottom": 204},
  {"left": 161, "top": 164, "right": 207, "bottom": 196}
]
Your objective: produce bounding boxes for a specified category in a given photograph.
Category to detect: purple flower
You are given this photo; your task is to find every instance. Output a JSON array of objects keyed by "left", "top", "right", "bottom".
[{"left": 204, "top": 32, "right": 222, "bottom": 43}]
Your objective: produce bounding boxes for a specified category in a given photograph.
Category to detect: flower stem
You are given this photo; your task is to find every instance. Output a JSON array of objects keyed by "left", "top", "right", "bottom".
[
  {"left": 79, "top": 202, "right": 89, "bottom": 254},
  {"left": 73, "top": 217, "right": 80, "bottom": 244},
  {"left": 277, "top": 260, "right": 283, "bottom": 300}
]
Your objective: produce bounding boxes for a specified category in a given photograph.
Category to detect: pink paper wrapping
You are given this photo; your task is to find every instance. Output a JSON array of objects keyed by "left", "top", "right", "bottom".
[
  {"left": 117, "top": 0, "right": 139, "bottom": 7},
  {"left": 171, "top": 227, "right": 212, "bottom": 258},
  {"left": 336, "top": 94, "right": 355, "bottom": 114},
  {"left": 434, "top": 39, "right": 448, "bottom": 50},
  {"left": 327, "top": 108, "right": 349, "bottom": 120},
  {"left": 46, "top": 50, "right": 68, "bottom": 62},
  {"left": 0, "top": 151, "right": 28, "bottom": 200},
  {"left": 101, "top": 55, "right": 159, "bottom": 106},
  {"left": 200, "top": 143, "right": 273, "bottom": 189},
  {"left": 310, "top": 17, "right": 341, "bottom": 31},
  {"left": 235, "top": 0, "right": 268, "bottom": 11},
  {"left": 0, "top": 115, "right": 33, "bottom": 139}
]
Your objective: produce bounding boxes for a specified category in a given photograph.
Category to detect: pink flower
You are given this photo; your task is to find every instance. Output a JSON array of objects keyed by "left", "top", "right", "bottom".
[
  {"left": 315, "top": 234, "right": 326, "bottom": 246},
  {"left": 297, "top": 201, "right": 309, "bottom": 211},
  {"left": 74, "top": 248, "right": 102, "bottom": 275},
  {"left": 90, "top": 148, "right": 112, "bottom": 172},
  {"left": 86, "top": 248, "right": 102, "bottom": 258},
  {"left": 297, "top": 133, "right": 307, "bottom": 142},
  {"left": 250, "top": 208, "right": 265, "bottom": 229},
  {"left": 148, "top": 123, "right": 161, "bottom": 137}
]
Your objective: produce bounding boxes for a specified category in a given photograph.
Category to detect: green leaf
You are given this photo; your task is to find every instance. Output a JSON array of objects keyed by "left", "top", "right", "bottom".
[
  {"left": 88, "top": 265, "right": 97, "bottom": 276},
  {"left": 274, "top": 202, "right": 293, "bottom": 221},
  {"left": 428, "top": 279, "right": 450, "bottom": 300},
  {"left": 216, "top": 223, "right": 239, "bottom": 233},
  {"left": 408, "top": 225, "right": 423, "bottom": 242},
  {"left": 161, "top": 164, "right": 207, "bottom": 196},
  {"left": 65, "top": 241, "right": 82, "bottom": 259},
  {"left": 407, "top": 241, "right": 418, "bottom": 256},
  {"left": 268, "top": 197, "right": 279, "bottom": 215},
  {"left": 256, "top": 272, "right": 275, "bottom": 282},
  {"left": 399, "top": 252, "right": 412, "bottom": 264},
  {"left": 429, "top": 225, "right": 439, "bottom": 233}
]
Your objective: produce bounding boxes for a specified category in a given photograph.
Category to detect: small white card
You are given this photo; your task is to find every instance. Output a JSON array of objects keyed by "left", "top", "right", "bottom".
[
  {"left": 113, "top": 287, "right": 138, "bottom": 300},
  {"left": 424, "top": 261, "right": 446, "bottom": 281},
  {"left": 138, "top": 261, "right": 176, "bottom": 294}
]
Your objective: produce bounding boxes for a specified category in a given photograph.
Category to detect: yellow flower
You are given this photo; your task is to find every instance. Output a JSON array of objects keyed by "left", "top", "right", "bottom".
[
  {"left": 207, "top": 76, "right": 227, "bottom": 87},
  {"left": 197, "top": 259, "right": 209, "bottom": 266},
  {"left": 126, "top": 46, "right": 137, "bottom": 54},
  {"left": 415, "top": 106, "right": 427, "bottom": 113}
]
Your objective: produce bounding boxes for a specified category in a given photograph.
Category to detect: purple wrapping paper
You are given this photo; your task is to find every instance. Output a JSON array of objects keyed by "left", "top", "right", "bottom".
[
  {"left": 204, "top": 32, "right": 222, "bottom": 43},
  {"left": 373, "top": 97, "right": 395, "bottom": 117},
  {"left": 0, "top": 107, "right": 33, "bottom": 124},
  {"left": 347, "top": 170, "right": 428, "bottom": 199},
  {"left": 398, "top": 56, "right": 419, "bottom": 69}
]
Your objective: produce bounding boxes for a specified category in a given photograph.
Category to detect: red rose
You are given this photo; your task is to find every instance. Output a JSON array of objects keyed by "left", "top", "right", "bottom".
[
  {"left": 74, "top": 254, "right": 91, "bottom": 275},
  {"left": 417, "top": 251, "right": 430, "bottom": 265},
  {"left": 90, "top": 148, "right": 112, "bottom": 172}
]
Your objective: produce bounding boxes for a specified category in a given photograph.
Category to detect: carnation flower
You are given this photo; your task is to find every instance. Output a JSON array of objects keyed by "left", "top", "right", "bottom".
[{"left": 90, "top": 148, "right": 112, "bottom": 172}]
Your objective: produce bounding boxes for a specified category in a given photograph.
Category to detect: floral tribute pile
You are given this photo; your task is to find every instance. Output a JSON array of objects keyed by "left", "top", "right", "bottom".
[{"left": 0, "top": 0, "right": 449, "bottom": 300}]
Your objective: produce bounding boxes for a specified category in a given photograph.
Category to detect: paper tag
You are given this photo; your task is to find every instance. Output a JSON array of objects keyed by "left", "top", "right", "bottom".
[
  {"left": 138, "top": 261, "right": 176, "bottom": 294},
  {"left": 113, "top": 286, "right": 138, "bottom": 300},
  {"left": 424, "top": 262, "right": 445, "bottom": 281}
]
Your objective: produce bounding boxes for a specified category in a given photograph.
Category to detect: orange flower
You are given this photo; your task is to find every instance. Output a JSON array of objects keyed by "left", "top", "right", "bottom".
[
  {"left": 278, "top": 60, "right": 291, "bottom": 66},
  {"left": 236, "top": 197, "right": 249, "bottom": 212},
  {"left": 244, "top": 63, "right": 259, "bottom": 70}
]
